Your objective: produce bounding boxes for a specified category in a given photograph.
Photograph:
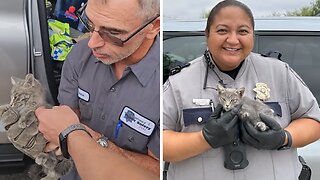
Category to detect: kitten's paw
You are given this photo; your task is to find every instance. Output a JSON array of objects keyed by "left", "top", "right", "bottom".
[
  {"left": 35, "top": 153, "right": 49, "bottom": 166},
  {"left": 255, "top": 122, "right": 267, "bottom": 131},
  {"left": 240, "top": 112, "right": 249, "bottom": 119}
]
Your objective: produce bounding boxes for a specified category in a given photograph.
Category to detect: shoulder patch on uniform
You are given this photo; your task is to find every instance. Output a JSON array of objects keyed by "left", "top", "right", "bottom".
[
  {"left": 260, "top": 50, "right": 282, "bottom": 61},
  {"left": 169, "top": 63, "right": 191, "bottom": 76}
]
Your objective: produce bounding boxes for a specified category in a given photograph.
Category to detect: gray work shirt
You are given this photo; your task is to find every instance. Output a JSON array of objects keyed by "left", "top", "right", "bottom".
[
  {"left": 163, "top": 52, "right": 320, "bottom": 180},
  {"left": 58, "top": 37, "right": 160, "bottom": 180}
]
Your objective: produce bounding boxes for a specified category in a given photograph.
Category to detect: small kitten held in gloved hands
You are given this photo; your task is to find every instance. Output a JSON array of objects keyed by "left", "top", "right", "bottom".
[
  {"left": 217, "top": 84, "right": 277, "bottom": 131},
  {"left": 216, "top": 84, "right": 287, "bottom": 150}
]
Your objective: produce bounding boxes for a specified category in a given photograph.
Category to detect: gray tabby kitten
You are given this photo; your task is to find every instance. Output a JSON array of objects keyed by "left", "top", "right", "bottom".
[
  {"left": 0, "top": 74, "right": 72, "bottom": 180},
  {"left": 217, "top": 84, "right": 276, "bottom": 131}
]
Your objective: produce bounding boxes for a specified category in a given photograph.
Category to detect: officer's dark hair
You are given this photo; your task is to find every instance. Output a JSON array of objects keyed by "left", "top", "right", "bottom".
[{"left": 205, "top": 0, "right": 254, "bottom": 36}]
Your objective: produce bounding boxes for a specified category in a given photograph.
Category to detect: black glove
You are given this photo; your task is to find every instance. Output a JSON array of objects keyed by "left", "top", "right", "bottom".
[
  {"left": 240, "top": 113, "right": 286, "bottom": 150},
  {"left": 202, "top": 104, "right": 241, "bottom": 148}
]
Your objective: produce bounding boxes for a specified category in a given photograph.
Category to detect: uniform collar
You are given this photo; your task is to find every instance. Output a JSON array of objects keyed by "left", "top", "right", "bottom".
[
  {"left": 129, "top": 36, "right": 160, "bottom": 87},
  {"left": 204, "top": 53, "right": 249, "bottom": 83},
  {"left": 91, "top": 36, "right": 159, "bottom": 87}
]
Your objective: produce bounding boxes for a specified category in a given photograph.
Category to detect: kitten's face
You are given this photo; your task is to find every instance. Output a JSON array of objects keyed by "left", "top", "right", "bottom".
[
  {"left": 10, "top": 74, "right": 43, "bottom": 107},
  {"left": 217, "top": 84, "right": 244, "bottom": 111}
]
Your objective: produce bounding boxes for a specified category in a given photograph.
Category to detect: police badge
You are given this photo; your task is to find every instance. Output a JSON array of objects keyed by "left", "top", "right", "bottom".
[{"left": 253, "top": 82, "right": 270, "bottom": 101}]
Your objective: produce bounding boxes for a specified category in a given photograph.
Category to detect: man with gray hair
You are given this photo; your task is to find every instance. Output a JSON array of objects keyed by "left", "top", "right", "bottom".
[{"left": 36, "top": 0, "right": 160, "bottom": 179}]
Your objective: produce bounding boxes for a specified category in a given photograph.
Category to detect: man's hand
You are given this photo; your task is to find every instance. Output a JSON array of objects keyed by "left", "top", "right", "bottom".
[
  {"left": 35, "top": 105, "right": 80, "bottom": 145},
  {"left": 240, "top": 113, "right": 286, "bottom": 150},
  {"left": 202, "top": 104, "right": 241, "bottom": 148}
]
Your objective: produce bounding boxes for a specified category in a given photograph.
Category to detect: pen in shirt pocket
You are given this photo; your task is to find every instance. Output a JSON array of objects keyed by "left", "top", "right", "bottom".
[{"left": 115, "top": 120, "right": 123, "bottom": 139}]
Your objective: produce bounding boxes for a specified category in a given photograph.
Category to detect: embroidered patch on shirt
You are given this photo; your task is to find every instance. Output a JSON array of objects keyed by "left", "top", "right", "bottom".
[
  {"left": 119, "top": 106, "right": 155, "bottom": 136},
  {"left": 78, "top": 88, "right": 90, "bottom": 102}
]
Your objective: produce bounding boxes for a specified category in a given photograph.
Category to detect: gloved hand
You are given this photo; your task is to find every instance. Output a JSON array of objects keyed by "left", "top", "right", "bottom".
[
  {"left": 0, "top": 106, "right": 47, "bottom": 158},
  {"left": 240, "top": 113, "right": 286, "bottom": 150},
  {"left": 202, "top": 104, "right": 241, "bottom": 148}
]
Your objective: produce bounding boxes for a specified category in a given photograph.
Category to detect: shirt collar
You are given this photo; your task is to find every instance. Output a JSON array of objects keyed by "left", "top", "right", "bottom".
[
  {"left": 127, "top": 36, "right": 160, "bottom": 87},
  {"left": 91, "top": 36, "right": 159, "bottom": 87},
  {"left": 203, "top": 50, "right": 249, "bottom": 85}
]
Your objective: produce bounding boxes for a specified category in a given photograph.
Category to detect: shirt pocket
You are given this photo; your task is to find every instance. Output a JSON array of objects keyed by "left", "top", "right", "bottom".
[
  {"left": 265, "top": 100, "right": 290, "bottom": 128},
  {"left": 115, "top": 123, "right": 150, "bottom": 154},
  {"left": 265, "top": 101, "right": 282, "bottom": 117},
  {"left": 78, "top": 99, "right": 93, "bottom": 123},
  {"left": 182, "top": 107, "right": 212, "bottom": 130},
  {"left": 277, "top": 101, "right": 291, "bottom": 128}
]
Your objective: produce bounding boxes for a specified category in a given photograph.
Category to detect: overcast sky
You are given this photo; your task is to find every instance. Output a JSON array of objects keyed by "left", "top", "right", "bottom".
[{"left": 163, "top": 0, "right": 314, "bottom": 20}]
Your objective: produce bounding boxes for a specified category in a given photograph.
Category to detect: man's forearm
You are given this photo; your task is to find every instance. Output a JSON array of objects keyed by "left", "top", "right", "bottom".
[
  {"left": 67, "top": 130, "right": 158, "bottom": 180},
  {"left": 108, "top": 141, "right": 160, "bottom": 176},
  {"left": 81, "top": 122, "right": 160, "bottom": 176}
]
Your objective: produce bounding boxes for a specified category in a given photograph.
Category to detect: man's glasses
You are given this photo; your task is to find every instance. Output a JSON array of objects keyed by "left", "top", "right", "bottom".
[{"left": 76, "top": 4, "right": 159, "bottom": 47}]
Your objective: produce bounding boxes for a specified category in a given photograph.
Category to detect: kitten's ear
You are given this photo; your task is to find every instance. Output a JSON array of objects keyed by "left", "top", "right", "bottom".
[
  {"left": 24, "top": 74, "right": 35, "bottom": 87},
  {"left": 11, "top": 76, "right": 19, "bottom": 85},
  {"left": 237, "top": 87, "right": 245, "bottom": 97},
  {"left": 217, "top": 84, "right": 224, "bottom": 93}
]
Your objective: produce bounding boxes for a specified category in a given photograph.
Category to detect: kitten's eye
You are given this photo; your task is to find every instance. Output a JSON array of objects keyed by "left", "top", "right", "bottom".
[
  {"left": 231, "top": 99, "right": 237, "bottom": 103},
  {"left": 220, "top": 97, "right": 226, "bottom": 102}
]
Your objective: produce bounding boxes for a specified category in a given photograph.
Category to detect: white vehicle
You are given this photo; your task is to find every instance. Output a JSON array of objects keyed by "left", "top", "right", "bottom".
[{"left": 163, "top": 17, "right": 320, "bottom": 180}]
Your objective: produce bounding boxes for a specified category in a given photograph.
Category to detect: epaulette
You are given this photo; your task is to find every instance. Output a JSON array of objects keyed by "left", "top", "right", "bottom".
[
  {"left": 260, "top": 50, "right": 282, "bottom": 61},
  {"left": 169, "top": 63, "right": 191, "bottom": 76}
]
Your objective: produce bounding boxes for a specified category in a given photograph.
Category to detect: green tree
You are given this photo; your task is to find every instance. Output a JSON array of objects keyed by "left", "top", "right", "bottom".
[
  {"left": 200, "top": 10, "right": 210, "bottom": 19},
  {"left": 285, "top": 0, "right": 320, "bottom": 16},
  {"left": 202, "top": 0, "right": 320, "bottom": 17}
]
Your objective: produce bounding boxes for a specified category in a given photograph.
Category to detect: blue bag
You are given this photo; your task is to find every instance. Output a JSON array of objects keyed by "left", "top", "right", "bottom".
[{"left": 54, "top": 0, "right": 87, "bottom": 29}]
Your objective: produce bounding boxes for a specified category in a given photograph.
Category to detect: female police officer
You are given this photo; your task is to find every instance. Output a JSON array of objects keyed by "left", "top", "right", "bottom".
[{"left": 163, "top": 0, "right": 320, "bottom": 180}]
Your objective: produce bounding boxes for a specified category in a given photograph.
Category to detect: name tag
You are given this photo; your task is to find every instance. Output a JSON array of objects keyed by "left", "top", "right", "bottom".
[
  {"left": 192, "top": 99, "right": 211, "bottom": 106},
  {"left": 119, "top": 106, "right": 155, "bottom": 136},
  {"left": 78, "top": 88, "right": 90, "bottom": 102}
]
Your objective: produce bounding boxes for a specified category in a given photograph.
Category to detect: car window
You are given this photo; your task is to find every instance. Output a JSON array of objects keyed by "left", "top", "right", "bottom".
[
  {"left": 163, "top": 35, "right": 206, "bottom": 79},
  {"left": 257, "top": 35, "right": 320, "bottom": 103},
  {"left": 164, "top": 36, "right": 206, "bottom": 63},
  {"left": 163, "top": 34, "right": 320, "bottom": 103}
]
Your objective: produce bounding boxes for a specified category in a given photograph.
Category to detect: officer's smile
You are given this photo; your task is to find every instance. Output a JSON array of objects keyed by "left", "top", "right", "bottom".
[{"left": 223, "top": 47, "right": 241, "bottom": 51}]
